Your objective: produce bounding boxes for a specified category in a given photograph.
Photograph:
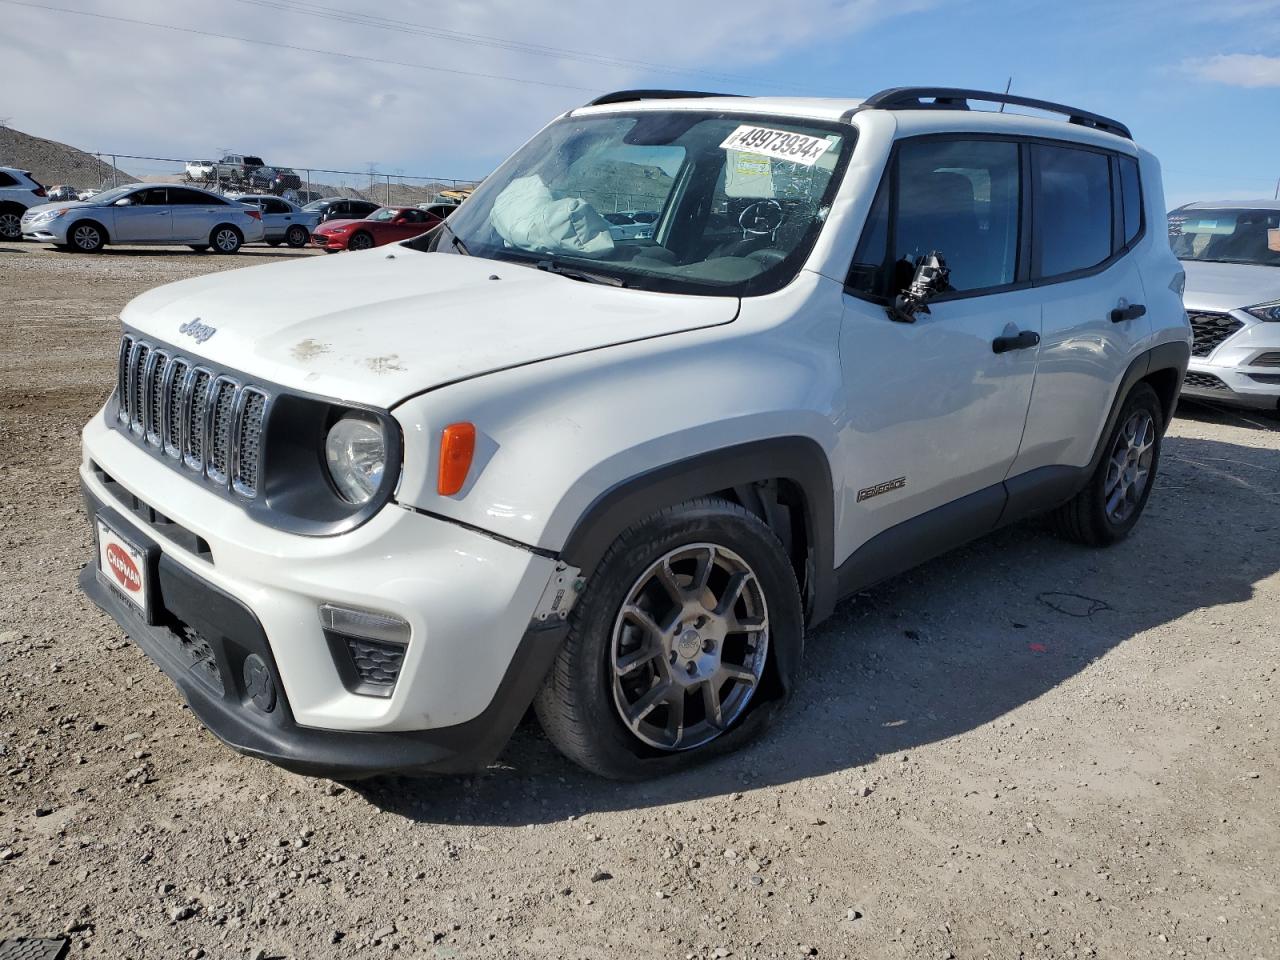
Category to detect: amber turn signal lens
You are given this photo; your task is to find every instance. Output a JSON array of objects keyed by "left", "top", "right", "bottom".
[{"left": 437, "top": 422, "right": 476, "bottom": 496}]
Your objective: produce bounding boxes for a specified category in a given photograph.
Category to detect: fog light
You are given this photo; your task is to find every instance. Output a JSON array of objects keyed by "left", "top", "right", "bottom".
[
  {"left": 319, "top": 604, "right": 411, "bottom": 698},
  {"left": 319, "top": 604, "right": 410, "bottom": 644},
  {"left": 243, "top": 654, "right": 277, "bottom": 713}
]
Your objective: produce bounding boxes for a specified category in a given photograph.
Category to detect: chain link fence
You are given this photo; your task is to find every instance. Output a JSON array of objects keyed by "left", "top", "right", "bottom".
[{"left": 84, "top": 152, "right": 482, "bottom": 207}]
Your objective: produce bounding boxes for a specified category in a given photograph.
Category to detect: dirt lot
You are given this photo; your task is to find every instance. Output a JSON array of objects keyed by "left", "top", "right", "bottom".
[{"left": 1, "top": 242, "right": 1277, "bottom": 960}]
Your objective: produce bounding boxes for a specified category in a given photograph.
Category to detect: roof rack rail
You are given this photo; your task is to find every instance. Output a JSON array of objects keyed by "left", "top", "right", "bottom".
[
  {"left": 584, "top": 89, "right": 742, "bottom": 107},
  {"left": 856, "top": 86, "right": 1132, "bottom": 140}
]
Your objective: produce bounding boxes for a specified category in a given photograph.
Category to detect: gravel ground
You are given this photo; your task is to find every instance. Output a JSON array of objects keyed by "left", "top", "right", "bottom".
[{"left": 1, "top": 242, "right": 1278, "bottom": 960}]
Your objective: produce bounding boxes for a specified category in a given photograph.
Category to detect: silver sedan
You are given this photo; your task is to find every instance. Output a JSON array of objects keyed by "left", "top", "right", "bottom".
[
  {"left": 20, "top": 184, "right": 266, "bottom": 253},
  {"left": 233, "top": 194, "right": 320, "bottom": 247}
]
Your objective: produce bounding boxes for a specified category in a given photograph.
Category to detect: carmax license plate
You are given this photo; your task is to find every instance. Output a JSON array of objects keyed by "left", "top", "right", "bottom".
[{"left": 96, "top": 517, "right": 150, "bottom": 617}]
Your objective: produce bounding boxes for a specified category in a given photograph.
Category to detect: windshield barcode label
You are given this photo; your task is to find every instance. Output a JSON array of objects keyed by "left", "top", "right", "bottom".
[{"left": 719, "top": 125, "right": 834, "bottom": 167}]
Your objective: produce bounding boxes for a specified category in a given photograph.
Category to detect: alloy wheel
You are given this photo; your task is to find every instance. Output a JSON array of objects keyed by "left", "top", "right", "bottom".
[
  {"left": 73, "top": 224, "right": 100, "bottom": 250},
  {"left": 1104, "top": 409, "right": 1156, "bottom": 524},
  {"left": 0, "top": 212, "right": 20, "bottom": 239},
  {"left": 215, "top": 228, "right": 239, "bottom": 252},
  {"left": 348, "top": 233, "right": 372, "bottom": 251},
  {"left": 610, "top": 543, "right": 769, "bottom": 752}
]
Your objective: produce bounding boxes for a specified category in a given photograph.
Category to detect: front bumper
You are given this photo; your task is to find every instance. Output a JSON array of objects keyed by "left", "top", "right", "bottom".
[
  {"left": 1182, "top": 310, "right": 1280, "bottom": 409},
  {"left": 79, "top": 409, "right": 564, "bottom": 776},
  {"left": 311, "top": 233, "right": 347, "bottom": 250}
]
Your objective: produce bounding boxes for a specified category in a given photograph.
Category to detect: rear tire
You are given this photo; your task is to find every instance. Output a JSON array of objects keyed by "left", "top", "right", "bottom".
[
  {"left": 535, "top": 497, "right": 803, "bottom": 779},
  {"left": 69, "top": 220, "right": 106, "bottom": 252},
  {"left": 285, "top": 225, "right": 308, "bottom": 248},
  {"left": 1052, "top": 382, "right": 1163, "bottom": 546},
  {"left": 210, "top": 225, "right": 243, "bottom": 254}
]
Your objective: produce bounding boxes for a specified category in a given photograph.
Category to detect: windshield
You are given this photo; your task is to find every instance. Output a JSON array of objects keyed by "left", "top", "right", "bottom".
[
  {"left": 369, "top": 208, "right": 398, "bottom": 222},
  {"left": 417, "top": 111, "right": 854, "bottom": 296},
  {"left": 1169, "top": 208, "right": 1280, "bottom": 266},
  {"left": 85, "top": 186, "right": 135, "bottom": 205}
]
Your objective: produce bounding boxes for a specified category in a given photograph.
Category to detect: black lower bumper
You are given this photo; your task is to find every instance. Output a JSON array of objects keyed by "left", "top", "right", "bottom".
[{"left": 80, "top": 486, "right": 566, "bottom": 779}]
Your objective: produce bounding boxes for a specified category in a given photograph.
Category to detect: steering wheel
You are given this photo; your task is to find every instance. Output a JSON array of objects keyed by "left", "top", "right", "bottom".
[{"left": 738, "top": 199, "right": 785, "bottom": 239}]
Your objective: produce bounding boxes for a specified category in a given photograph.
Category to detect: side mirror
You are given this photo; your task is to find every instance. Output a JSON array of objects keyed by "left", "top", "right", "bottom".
[
  {"left": 887, "top": 251, "right": 952, "bottom": 324},
  {"left": 114, "top": 197, "right": 134, "bottom": 206}
]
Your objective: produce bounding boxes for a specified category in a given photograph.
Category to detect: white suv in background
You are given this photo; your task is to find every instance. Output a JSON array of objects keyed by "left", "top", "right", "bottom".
[
  {"left": 0, "top": 165, "right": 48, "bottom": 240},
  {"left": 78, "top": 87, "right": 1190, "bottom": 780},
  {"left": 1169, "top": 200, "right": 1280, "bottom": 410}
]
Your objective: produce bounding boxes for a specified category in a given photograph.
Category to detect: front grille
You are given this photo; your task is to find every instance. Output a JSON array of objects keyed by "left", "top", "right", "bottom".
[
  {"left": 1183, "top": 371, "right": 1229, "bottom": 391},
  {"left": 1253, "top": 352, "right": 1280, "bottom": 368},
  {"left": 1188, "top": 312, "right": 1244, "bottom": 358},
  {"left": 115, "top": 335, "right": 270, "bottom": 498}
]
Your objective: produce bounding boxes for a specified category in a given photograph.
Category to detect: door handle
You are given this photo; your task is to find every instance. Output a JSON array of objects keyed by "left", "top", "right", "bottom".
[
  {"left": 992, "top": 330, "right": 1040, "bottom": 354},
  {"left": 1110, "top": 303, "right": 1147, "bottom": 323}
]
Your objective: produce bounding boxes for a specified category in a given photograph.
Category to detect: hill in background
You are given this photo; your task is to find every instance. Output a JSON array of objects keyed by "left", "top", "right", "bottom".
[{"left": 0, "top": 125, "right": 136, "bottom": 190}]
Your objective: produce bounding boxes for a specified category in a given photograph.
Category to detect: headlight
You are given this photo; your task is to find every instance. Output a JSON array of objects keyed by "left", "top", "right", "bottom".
[
  {"left": 30, "top": 209, "right": 66, "bottom": 224},
  {"left": 1245, "top": 300, "right": 1280, "bottom": 322},
  {"left": 330, "top": 227, "right": 350, "bottom": 234},
  {"left": 324, "top": 414, "right": 386, "bottom": 504}
]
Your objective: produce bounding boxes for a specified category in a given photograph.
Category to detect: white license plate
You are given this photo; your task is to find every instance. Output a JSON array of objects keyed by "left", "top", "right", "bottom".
[{"left": 97, "top": 518, "right": 149, "bottom": 614}]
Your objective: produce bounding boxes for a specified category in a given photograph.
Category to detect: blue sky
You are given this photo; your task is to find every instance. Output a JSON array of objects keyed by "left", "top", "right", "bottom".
[{"left": 1, "top": 0, "right": 1277, "bottom": 206}]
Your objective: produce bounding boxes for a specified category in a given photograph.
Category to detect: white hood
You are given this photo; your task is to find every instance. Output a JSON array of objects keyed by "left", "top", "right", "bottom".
[
  {"left": 120, "top": 247, "right": 738, "bottom": 408},
  {"left": 1181, "top": 259, "right": 1280, "bottom": 313}
]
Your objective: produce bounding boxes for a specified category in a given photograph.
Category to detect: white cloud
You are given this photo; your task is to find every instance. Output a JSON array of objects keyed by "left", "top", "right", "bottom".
[
  {"left": 1184, "top": 53, "right": 1280, "bottom": 88},
  {"left": 0, "top": 0, "right": 928, "bottom": 184}
]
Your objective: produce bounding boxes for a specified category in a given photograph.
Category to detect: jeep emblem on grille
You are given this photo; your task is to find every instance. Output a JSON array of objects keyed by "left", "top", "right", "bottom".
[{"left": 178, "top": 318, "right": 217, "bottom": 343}]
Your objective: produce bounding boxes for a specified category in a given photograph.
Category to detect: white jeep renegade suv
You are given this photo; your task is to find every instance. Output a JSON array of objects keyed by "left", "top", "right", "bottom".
[{"left": 79, "top": 87, "right": 1191, "bottom": 779}]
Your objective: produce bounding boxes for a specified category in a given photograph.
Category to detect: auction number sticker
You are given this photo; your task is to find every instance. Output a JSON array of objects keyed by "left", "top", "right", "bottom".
[{"left": 719, "top": 125, "right": 834, "bottom": 167}]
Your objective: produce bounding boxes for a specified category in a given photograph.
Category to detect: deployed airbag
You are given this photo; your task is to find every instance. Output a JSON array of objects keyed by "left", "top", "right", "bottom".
[{"left": 490, "top": 175, "right": 615, "bottom": 258}]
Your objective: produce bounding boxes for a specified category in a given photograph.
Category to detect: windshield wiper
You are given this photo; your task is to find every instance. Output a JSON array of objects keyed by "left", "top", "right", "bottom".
[
  {"left": 440, "top": 219, "right": 470, "bottom": 256},
  {"left": 533, "top": 259, "right": 626, "bottom": 286}
]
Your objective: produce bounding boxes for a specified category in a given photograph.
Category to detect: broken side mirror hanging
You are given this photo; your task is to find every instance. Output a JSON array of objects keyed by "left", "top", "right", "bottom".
[{"left": 887, "top": 251, "right": 952, "bottom": 324}]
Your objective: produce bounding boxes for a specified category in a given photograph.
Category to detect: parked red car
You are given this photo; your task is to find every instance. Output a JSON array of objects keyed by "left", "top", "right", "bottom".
[{"left": 310, "top": 206, "right": 443, "bottom": 252}]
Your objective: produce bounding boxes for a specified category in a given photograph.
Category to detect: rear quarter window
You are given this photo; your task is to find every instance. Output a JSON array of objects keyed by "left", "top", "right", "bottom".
[{"left": 1034, "top": 144, "right": 1113, "bottom": 278}]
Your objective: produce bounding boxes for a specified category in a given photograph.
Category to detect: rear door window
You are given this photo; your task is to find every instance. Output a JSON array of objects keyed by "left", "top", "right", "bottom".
[{"left": 1033, "top": 144, "right": 1113, "bottom": 278}]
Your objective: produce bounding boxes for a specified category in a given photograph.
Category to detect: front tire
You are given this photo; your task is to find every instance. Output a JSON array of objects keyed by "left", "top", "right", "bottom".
[
  {"left": 210, "top": 225, "right": 243, "bottom": 254},
  {"left": 69, "top": 220, "right": 106, "bottom": 252},
  {"left": 347, "top": 230, "right": 373, "bottom": 251},
  {"left": 285, "top": 224, "right": 309, "bottom": 247},
  {"left": 535, "top": 497, "right": 802, "bottom": 779},
  {"left": 1053, "top": 382, "right": 1163, "bottom": 546}
]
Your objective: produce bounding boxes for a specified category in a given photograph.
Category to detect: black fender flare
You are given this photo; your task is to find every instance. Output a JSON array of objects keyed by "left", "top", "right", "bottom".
[
  {"left": 1086, "top": 339, "right": 1190, "bottom": 477},
  {"left": 559, "top": 436, "right": 838, "bottom": 626}
]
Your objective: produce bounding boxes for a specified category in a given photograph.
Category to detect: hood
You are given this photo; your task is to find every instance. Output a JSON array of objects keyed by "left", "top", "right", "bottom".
[
  {"left": 22, "top": 200, "right": 91, "bottom": 216},
  {"left": 120, "top": 247, "right": 738, "bottom": 408},
  {"left": 315, "top": 218, "right": 366, "bottom": 232},
  {"left": 1181, "top": 259, "right": 1280, "bottom": 313}
]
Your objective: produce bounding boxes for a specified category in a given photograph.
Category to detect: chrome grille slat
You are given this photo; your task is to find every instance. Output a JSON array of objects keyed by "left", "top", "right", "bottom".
[
  {"left": 205, "top": 377, "right": 239, "bottom": 484},
  {"left": 233, "top": 389, "right": 268, "bottom": 497},
  {"left": 145, "top": 349, "right": 168, "bottom": 446},
  {"left": 162, "top": 359, "right": 189, "bottom": 458},
  {"left": 113, "top": 334, "right": 269, "bottom": 499},
  {"left": 184, "top": 368, "right": 213, "bottom": 471},
  {"left": 129, "top": 343, "right": 149, "bottom": 434},
  {"left": 116, "top": 335, "right": 134, "bottom": 425}
]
